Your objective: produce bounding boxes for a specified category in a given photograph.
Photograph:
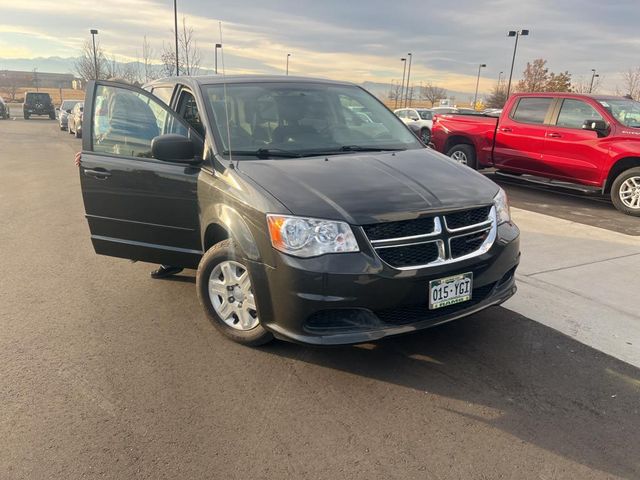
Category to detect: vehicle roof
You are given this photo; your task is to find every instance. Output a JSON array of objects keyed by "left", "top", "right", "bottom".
[
  {"left": 510, "top": 92, "right": 629, "bottom": 101},
  {"left": 146, "top": 74, "right": 357, "bottom": 89}
]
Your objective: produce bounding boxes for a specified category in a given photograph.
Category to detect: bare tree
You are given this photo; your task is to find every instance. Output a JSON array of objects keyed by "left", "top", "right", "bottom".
[
  {"left": 161, "top": 17, "right": 201, "bottom": 77},
  {"left": 621, "top": 67, "right": 640, "bottom": 100},
  {"left": 420, "top": 82, "right": 447, "bottom": 107},
  {"left": 485, "top": 83, "right": 508, "bottom": 108},
  {"left": 141, "top": 35, "right": 158, "bottom": 82},
  {"left": 0, "top": 72, "right": 28, "bottom": 101},
  {"left": 74, "top": 40, "right": 108, "bottom": 81},
  {"left": 573, "top": 75, "right": 602, "bottom": 94},
  {"left": 517, "top": 58, "right": 572, "bottom": 93}
]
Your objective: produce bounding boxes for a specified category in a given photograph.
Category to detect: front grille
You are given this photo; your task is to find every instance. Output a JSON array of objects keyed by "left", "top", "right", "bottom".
[
  {"left": 376, "top": 242, "right": 440, "bottom": 268},
  {"left": 363, "top": 205, "right": 495, "bottom": 270},
  {"left": 445, "top": 206, "right": 492, "bottom": 230},
  {"left": 375, "top": 282, "right": 496, "bottom": 325},
  {"left": 450, "top": 230, "right": 490, "bottom": 258},
  {"left": 362, "top": 216, "right": 435, "bottom": 241}
]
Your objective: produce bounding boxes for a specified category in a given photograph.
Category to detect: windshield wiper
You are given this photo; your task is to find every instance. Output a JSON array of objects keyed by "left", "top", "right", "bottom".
[
  {"left": 338, "top": 145, "right": 407, "bottom": 152},
  {"left": 223, "top": 148, "right": 302, "bottom": 159}
]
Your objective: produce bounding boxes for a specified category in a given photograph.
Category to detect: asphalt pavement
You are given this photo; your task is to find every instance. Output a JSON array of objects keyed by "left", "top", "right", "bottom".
[{"left": 1, "top": 113, "right": 639, "bottom": 479}]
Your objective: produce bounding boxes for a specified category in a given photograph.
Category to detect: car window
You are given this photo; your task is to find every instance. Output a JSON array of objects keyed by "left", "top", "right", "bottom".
[
  {"left": 151, "top": 86, "right": 174, "bottom": 106},
  {"left": 511, "top": 97, "right": 553, "bottom": 124},
  {"left": 177, "top": 90, "right": 205, "bottom": 137},
  {"left": 408, "top": 110, "right": 419, "bottom": 120},
  {"left": 204, "top": 82, "right": 421, "bottom": 156},
  {"left": 396, "top": 110, "right": 406, "bottom": 118},
  {"left": 92, "top": 84, "right": 189, "bottom": 159},
  {"left": 26, "top": 93, "right": 51, "bottom": 103},
  {"left": 555, "top": 99, "right": 604, "bottom": 129},
  {"left": 418, "top": 110, "right": 432, "bottom": 120}
]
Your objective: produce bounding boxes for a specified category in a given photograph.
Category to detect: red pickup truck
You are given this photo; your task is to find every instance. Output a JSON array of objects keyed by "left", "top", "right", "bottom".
[{"left": 431, "top": 92, "right": 640, "bottom": 216}]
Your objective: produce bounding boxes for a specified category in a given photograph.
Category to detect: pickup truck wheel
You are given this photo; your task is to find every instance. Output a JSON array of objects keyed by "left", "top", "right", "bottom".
[
  {"left": 196, "top": 239, "right": 273, "bottom": 346},
  {"left": 611, "top": 167, "right": 640, "bottom": 216},
  {"left": 446, "top": 144, "right": 477, "bottom": 169}
]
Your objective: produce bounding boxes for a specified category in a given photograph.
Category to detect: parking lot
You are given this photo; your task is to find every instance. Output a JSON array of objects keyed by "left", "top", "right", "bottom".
[{"left": 1, "top": 109, "right": 639, "bottom": 479}]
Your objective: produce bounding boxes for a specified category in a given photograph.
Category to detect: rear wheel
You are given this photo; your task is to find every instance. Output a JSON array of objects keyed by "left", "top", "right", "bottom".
[
  {"left": 196, "top": 239, "right": 273, "bottom": 346},
  {"left": 446, "top": 144, "right": 477, "bottom": 169},
  {"left": 75, "top": 128, "right": 82, "bottom": 139},
  {"left": 611, "top": 167, "right": 640, "bottom": 216}
]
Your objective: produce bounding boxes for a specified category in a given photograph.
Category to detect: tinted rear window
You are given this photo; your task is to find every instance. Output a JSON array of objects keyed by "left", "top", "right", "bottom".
[
  {"left": 26, "top": 93, "right": 51, "bottom": 102},
  {"left": 511, "top": 97, "right": 553, "bottom": 124}
]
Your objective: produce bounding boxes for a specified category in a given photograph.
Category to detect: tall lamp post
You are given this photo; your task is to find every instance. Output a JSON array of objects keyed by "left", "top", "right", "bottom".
[
  {"left": 589, "top": 69, "right": 599, "bottom": 93},
  {"left": 473, "top": 63, "right": 486, "bottom": 110},
  {"left": 506, "top": 29, "right": 529, "bottom": 98},
  {"left": 286, "top": 53, "right": 291, "bottom": 75},
  {"left": 214, "top": 43, "right": 222, "bottom": 74},
  {"left": 173, "top": 0, "right": 179, "bottom": 76},
  {"left": 404, "top": 52, "right": 413, "bottom": 107},
  {"left": 498, "top": 71, "right": 504, "bottom": 88},
  {"left": 399, "top": 57, "right": 407, "bottom": 109},
  {"left": 90, "top": 29, "right": 98, "bottom": 80}
]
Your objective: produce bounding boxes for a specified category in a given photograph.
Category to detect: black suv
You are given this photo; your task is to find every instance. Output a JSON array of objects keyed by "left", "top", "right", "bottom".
[
  {"left": 0, "top": 96, "right": 9, "bottom": 119},
  {"left": 23, "top": 92, "right": 55, "bottom": 119},
  {"left": 79, "top": 77, "right": 520, "bottom": 346}
]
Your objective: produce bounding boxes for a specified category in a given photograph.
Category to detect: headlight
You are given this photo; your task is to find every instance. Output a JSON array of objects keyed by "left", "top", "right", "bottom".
[
  {"left": 493, "top": 188, "right": 511, "bottom": 224},
  {"left": 267, "top": 214, "right": 359, "bottom": 258}
]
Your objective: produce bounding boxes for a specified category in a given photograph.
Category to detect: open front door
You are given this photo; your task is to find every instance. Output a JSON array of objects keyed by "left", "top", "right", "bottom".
[{"left": 79, "top": 80, "right": 204, "bottom": 269}]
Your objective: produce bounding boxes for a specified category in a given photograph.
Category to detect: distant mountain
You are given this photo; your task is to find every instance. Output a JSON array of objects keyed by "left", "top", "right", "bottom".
[{"left": 0, "top": 57, "right": 479, "bottom": 100}]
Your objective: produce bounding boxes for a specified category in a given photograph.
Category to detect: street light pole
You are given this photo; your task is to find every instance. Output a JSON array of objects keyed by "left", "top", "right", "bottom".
[
  {"left": 286, "top": 53, "right": 291, "bottom": 75},
  {"left": 506, "top": 29, "right": 529, "bottom": 99},
  {"left": 174, "top": 0, "right": 179, "bottom": 76},
  {"left": 399, "top": 58, "right": 407, "bottom": 109},
  {"left": 404, "top": 53, "right": 413, "bottom": 107},
  {"left": 498, "top": 71, "right": 504, "bottom": 88},
  {"left": 215, "top": 43, "right": 222, "bottom": 74},
  {"left": 589, "top": 69, "right": 599, "bottom": 93},
  {"left": 473, "top": 63, "right": 486, "bottom": 110},
  {"left": 90, "top": 29, "right": 98, "bottom": 80}
]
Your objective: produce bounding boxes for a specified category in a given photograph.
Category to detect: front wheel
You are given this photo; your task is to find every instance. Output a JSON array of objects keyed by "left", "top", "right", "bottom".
[
  {"left": 446, "top": 144, "right": 477, "bottom": 169},
  {"left": 420, "top": 128, "right": 431, "bottom": 144},
  {"left": 196, "top": 239, "right": 273, "bottom": 346},
  {"left": 611, "top": 167, "right": 640, "bottom": 216}
]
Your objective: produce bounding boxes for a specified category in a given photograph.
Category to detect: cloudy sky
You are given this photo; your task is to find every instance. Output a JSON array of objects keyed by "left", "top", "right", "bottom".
[{"left": 0, "top": 0, "right": 638, "bottom": 93}]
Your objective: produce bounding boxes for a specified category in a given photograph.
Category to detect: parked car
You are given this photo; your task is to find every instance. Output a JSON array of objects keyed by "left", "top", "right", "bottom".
[
  {"left": 57, "top": 100, "right": 80, "bottom": 130},
  {"left": 431, "top": 92, "right": 640, "bottom": 216},
  {"left": 78, "top": 76, "right": 520, "bottom": 346},
  {"left": 431, "top": 106, "right": 459, "bottom": 115},
  {"left": 23, "top": 92, "right": 55, "bottom": 119},
  {"left": 0, "top": 96, "right": 9, "bottom": 119},
  {"left": 68, "top": 102, "right": 83, "bottom": 138},
  {"left": 394, "top": 108, "right": 433, "bottom": 143}
]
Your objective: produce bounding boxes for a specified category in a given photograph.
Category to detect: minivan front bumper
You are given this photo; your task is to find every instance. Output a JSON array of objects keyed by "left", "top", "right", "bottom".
[{"left": 250, "top": 221, "right": 520, "bottom": 345}]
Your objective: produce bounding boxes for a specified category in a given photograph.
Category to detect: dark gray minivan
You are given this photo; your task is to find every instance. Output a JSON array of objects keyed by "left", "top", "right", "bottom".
[{"left": 79, "top": 76, "right": 520, "bottom": 346}]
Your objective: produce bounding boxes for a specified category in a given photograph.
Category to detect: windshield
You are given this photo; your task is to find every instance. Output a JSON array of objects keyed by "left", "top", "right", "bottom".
[
  {"left": 598, "top": 98, "right": 640, "bottom": 128},
  {"left": 61, "top": 100, "right": 78, "bottom": 109},
  {"left": 417, "top": 110, "right": 432, "bottom": 120},
  {"left": 203, "top": 82, "right": 421, "bottom": 158}
]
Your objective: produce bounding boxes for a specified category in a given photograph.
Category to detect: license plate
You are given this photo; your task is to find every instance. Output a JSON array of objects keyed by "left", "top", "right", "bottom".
[{"left": 429, "top": 272, "right": 473, "bottom": 309}]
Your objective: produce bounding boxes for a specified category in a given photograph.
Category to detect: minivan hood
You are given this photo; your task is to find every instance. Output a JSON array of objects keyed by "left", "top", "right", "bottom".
[{"left": 238, "top": 148, "right": 499, "bottom": 225}]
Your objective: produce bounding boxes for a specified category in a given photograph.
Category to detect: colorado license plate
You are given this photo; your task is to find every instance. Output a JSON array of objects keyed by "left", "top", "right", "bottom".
[{"left": 429, "top": 272, "right": 473, "bottom": 309}]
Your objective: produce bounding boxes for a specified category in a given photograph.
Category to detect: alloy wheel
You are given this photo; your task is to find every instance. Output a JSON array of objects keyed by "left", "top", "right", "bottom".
[
  {"left": 619, "top": 176, "right": 640, "bottom": 209},
  {"left": 450, "top": 150, "right": 468, "bottom": 165}
]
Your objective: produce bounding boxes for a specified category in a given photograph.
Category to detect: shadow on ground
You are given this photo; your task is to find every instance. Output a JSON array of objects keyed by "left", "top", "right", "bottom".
[{"left": 260, "top": 307, "right": 640, "bottom": 478}]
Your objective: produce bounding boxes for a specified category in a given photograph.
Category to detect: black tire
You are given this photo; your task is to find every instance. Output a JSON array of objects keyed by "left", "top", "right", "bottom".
[
  {"left": 75, "top": 128, "right": 82, "bottom": 139},
  {"left": 49, "top": 113, "right": 55, "bottom": 120},
  {"left": 446, "top": 144, "right": 477, "bottom": 169},
  {"left": 610, "top": 166, "right": 640, "bottom": 217},
  {"left": 196, "top": 239, "right": 273, "bottom": 346},
  {"left": 420, "top": 128, "right": 431, "bottom": 144},
  {"left": 23, "top": 115, "right": 29, "bottom": 120}
]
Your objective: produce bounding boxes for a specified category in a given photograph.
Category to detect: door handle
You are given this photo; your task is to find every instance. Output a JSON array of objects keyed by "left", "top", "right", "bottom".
[
  {"left": 84, "top": 168, "right": 111, "bottom": 179},
  {"left": 546, "top": 132, "right": 562, "bottom": 138},
  {"left": 499, "top": 127, "right": 512, "bottom": 132}
]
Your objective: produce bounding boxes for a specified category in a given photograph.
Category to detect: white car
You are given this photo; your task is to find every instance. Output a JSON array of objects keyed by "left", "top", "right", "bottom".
[{"left": 393, "top": 108, "right": 433, "bottom": 143}]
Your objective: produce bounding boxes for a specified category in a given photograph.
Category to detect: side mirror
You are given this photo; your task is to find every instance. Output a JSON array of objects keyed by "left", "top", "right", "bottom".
[
  {"left": 55, "top": 107, "right": 60, "bottom": 111},
  {"left": 66, "top": 109, "right": 72, "bottom": 114},
  {"left": 582, "top": 119, "right": 608, "bottom": 136},
  {"left": 152, "top": 134, "right": 197, "bottom": 163}
]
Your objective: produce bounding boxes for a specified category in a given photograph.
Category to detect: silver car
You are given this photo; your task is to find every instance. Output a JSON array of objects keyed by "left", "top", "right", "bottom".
[
  {"left": 58, "top": 100, "right": 80, "bottom": 131},
  {"left": 394, "top": 108, "right": 434, "bottom": 143}
]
